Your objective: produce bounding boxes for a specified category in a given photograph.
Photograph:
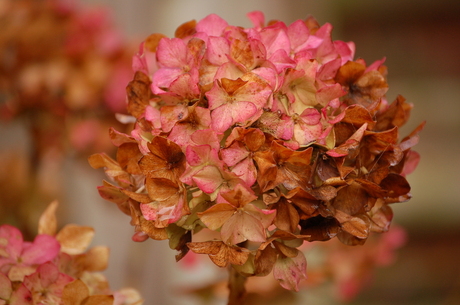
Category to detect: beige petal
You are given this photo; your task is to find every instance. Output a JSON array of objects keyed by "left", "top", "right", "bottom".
[
  {"left": 38, "top": 200, "right": 58, "bottom": 235},
  {"left": 56, "top": 225, "right": 95, "bottom": 255},
  {"left": 62, "top": 279, "right": 89, "bottom": 305}
]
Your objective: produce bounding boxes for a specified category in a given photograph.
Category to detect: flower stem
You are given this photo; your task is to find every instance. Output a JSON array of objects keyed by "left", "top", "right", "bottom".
[{"left": 227, "top": 266, "right": 247, "bottom": 305}]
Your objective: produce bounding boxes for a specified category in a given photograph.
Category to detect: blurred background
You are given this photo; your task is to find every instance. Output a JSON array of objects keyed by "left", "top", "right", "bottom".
[{"left": 1, "top": 0, "right": 459, "bottom": 304}]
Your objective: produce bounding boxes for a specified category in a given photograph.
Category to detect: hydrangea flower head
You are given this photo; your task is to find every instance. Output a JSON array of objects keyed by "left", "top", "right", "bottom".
[
  {"left": 0, "top": 201, "right": 143, "bottom": 305},
  {"left": 91, "top": 11, "right": 423, "bottom": 295}
]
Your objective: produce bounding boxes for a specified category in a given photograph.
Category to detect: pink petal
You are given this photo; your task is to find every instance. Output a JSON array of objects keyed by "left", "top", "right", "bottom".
[
  {"left": 184, "top": 145, "right": 215, "bottom": 167},
  {"left": 231, "top": 158, "right": 257, "bottom": 187},
  {"left": 210, "top": 104, "right": 237, "bottom": 133},
  {"left": 334, "top": 40, "right": 355, "bottom": 64},
  {"left": 140, "top": 203, "right": 158, "bottom": 221},
  {"left": 21, "top": 235, "right": 60, "bottom": 266},
  {"left": 365, "top": 57, "right": 386, "bottom": 73},
  {"left": 247, "top": 11, "right": 265, "bottom": 28},
  {"left": 316, "top": 83, "right": 346, "bottom": 107},
  {"left": 196, "top": 14, "right": 229, "bottom": 37},
  {"left": 287, "top": 20, "right": 310, "bottom": 52},
  {"left": 151, "top": 67, "right": 183, "bottom": 93},
  {"left": 190, "top": 129, "right": 221, "bottom": 150},
  {"left": 156, "top": 38, "right": 187, "bottom": 68},
  {"left": 10, "top": 283, "right": 33, "bottom": 305},
  {"left": 206, "top": 36, "right": 230, "bottom": 65},
  {"left": 268, "top": 49, "right": 296, "bottom": 72},
  {"left": 0, "top": 225, "right": 23, "bottom": 261},
  {"left": 300, "top": 107, "right": 321, "bottom": 125},
  {"left": 260, "top": 25, "right": 290, "bottom": 58},
  {"left": 221, "top": 143, "right": 249, "bottom": 167}
]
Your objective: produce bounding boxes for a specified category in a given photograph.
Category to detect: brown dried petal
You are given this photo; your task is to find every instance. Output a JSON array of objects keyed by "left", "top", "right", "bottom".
[
  {"left": 138, "top": 216, "right": 168, "bottom": 240},
  {"left": 97, "top": 181, "right": 131, "bottom": 215},
  {"left": 341, "top": 104, "right": 376, "bottom": 129},
  {"left": 117, "top": 143, "right": 143, "bottom": 175},
  {"left": 81, "top": 295, "right": 114, "bottom": 305},
  {"left": 139, "top": 137, "right": 186, "bottom": 182},
  {"left": 121, "top": 189, "right": 152, "bottom": 204},
  {"left": 175, "top": 20, "right": 197, "bottom": 38},
  {"left": 126, "top": 71, "right": 152, "bottom": 118},
  {"left": 335, "top": 210, "right": 370, "bottom": 239},
  {"left": 300, "top": 216, "right": 340, "bottom": 241},
  {"left": 380, "top": 173, "right": 411, "bottom": 197},
  {"left": 272, "top": 198, "right": 300, "bottom": 233},
  {"left": 74, "top": 246, "right": 109, "bottom": 273},
  {"left": 145, "top": 178, "right": 180, "bottom": 202},
  {"left": 370, "top": 204, "right": 394, "bottom": 233},
  {"left": 254, "top": 243, "right": 278, "bottom": 276},
  {"left": 355, "top": 70, "right": 388, "bottom": 101},
  {"left": 337, "top": 230, "right": 367, "bottom": 246},
  {"left": 253, "top": 150, "right": 278, "bottom": 192},
  {"left": 332, "top": 181, "right": 368, "bottom": 216},
  {"left": 187, "top": 241, "right": 250, "bottom": 267},
  {"left": 273, "top": 240, "right": 298, "bottom": 258},
  {"left": 375, "top": 95, "right": 413, "bottom": 131},
  {"left": 335, "top": 61, "right": 365, "bottom": 85},
  {"left": 62, "top": 279, "right": 89, "bottom": 305}
]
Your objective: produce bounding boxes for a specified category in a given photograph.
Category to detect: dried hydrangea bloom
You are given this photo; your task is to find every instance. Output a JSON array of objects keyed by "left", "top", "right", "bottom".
[
  {"left": 0, "top": 201, "right": 144, "bottom": 305},
  {"left": 90, "top": 11, "right": 423, "bottom": 303}
]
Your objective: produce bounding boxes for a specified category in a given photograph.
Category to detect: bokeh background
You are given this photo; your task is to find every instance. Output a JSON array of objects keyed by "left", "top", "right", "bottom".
[{"left": 1, "top": 0, "right": 459, "bottom": 304}]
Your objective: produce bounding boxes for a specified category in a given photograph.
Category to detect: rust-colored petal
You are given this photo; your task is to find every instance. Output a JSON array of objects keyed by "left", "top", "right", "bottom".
[
  {"left": 254, "top": 243, "right": 278, "bottom": 276},
  {"left": 126, "top": 71, "right": 152, "bottom": 118},
  {"left": 62, "top": 279, "right": 89, "bottom": 305},
  {"left": 187, "top": 241, "right": 250, "bottom": 267},
  {"left": 332, "top": 181, "right": 368, "bottom": 216}
]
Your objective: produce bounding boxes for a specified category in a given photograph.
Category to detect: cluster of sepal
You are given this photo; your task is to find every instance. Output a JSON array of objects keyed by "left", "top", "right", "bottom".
[
  {"left": 0, "top": 201, "right": 143, "bottom": 305},
  {"left": 90, "top": 11, "right": 423, "bottom": 291}
]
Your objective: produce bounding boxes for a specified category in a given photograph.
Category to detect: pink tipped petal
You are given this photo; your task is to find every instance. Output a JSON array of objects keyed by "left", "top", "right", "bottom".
[{"left": 21, "top": 235, "right": 60, "bottom": 266}]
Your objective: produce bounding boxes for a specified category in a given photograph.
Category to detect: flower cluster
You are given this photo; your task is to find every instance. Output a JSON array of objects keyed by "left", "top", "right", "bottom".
[
  {"left": 0, "top": 0, "right": 135, "bottom": 238},
  {"left": 0, "top": 0, "right": 134, "bottom": 155},
  {"left": 90, "top": 11, "right": 423, "bottom": 291},
  {"left": 0, "top": 201, "right": 143, "bottom": 305}
]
